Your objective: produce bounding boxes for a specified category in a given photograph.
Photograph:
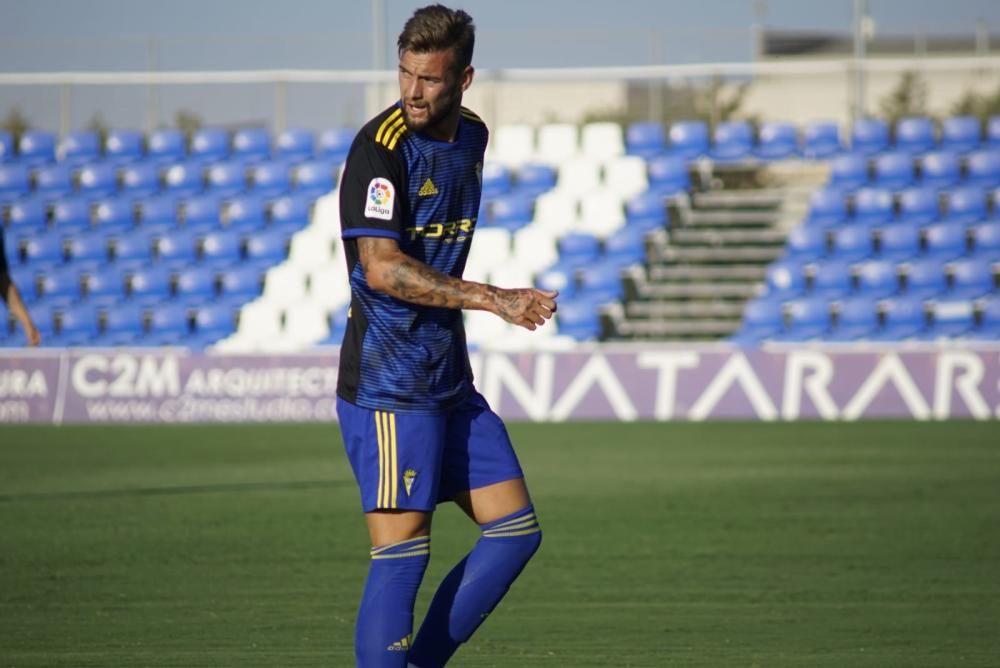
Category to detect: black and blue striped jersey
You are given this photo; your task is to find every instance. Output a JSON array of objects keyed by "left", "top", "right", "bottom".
[{"left": 337, "top": 102, "right": 489, "bottom": 414}]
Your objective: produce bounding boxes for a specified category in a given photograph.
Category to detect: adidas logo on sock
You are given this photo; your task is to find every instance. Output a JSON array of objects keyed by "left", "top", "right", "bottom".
[{"left": 387, "top": 634, "right": 412, "bottom": 651}]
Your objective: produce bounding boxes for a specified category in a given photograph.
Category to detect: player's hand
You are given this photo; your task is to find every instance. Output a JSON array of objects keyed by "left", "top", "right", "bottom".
[{"left": 492, "top": 288, "right": 558, "bottom": 331}]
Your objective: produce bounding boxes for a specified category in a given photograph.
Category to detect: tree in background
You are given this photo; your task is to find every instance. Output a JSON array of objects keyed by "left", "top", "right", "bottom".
[
  {"left": 878, "top": 71, "right": 927, "bottom": 126},
  {"left": 1, "top": 108, "right": 32, "bottom": 143},
  {"left": 951, "top": 82, "right": 1000, "bottom": 122}
]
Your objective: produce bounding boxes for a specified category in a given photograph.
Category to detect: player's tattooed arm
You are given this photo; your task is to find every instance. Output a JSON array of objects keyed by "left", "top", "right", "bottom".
[{"left": 357, "top": 236, "right": 558, "bottom": 330}]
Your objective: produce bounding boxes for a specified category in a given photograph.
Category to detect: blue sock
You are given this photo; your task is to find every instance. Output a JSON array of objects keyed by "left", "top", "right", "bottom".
[
  {"left": 355, "top": 536, "right": 431, "bottom": 667},
  {"left": 408, "top": 505, "right": 542, "bottom": 667}
]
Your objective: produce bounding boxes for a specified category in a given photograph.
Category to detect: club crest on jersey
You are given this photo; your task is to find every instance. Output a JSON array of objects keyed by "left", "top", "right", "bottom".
[
  {"left": 365, "top": 177, "right": 395, "bottom": 220},
  {"left": 403, "top": 469, "right": 417, "bottom": 496}
]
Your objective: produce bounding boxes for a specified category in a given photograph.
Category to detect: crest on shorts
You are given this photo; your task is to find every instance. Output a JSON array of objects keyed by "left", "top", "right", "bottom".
[{"left": 403, "top": 469, "right": 417, "bottom": 496}]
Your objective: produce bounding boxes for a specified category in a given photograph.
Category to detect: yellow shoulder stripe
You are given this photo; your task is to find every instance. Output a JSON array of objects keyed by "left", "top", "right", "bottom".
[
  {"left": 385, "top": 123, "right": 407, "bottom": 151},
  {"left": 375, "top": 109, "right": 403, "bottom": 145}
]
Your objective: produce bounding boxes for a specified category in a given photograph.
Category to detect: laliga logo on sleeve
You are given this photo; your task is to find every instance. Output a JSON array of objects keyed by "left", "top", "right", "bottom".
[{"left": 365, "top": 177, "right": 395, "bottom": 220}]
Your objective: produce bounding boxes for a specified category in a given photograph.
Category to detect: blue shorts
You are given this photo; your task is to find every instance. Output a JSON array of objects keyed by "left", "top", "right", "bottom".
[{"left": 337, "top": 391, "right": 524, "bottom": 513}]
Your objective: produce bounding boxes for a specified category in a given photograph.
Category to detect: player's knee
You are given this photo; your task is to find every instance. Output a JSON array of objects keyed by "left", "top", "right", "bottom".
[{"left": 480, "top": 504, "right": 542, "bottom": 564}]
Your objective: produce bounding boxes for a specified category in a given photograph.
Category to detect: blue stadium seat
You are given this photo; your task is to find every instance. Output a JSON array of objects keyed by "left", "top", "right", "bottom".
[
  {"left": 894, "top": 117, "right": 936, "bottom": 154},
  {"left": 854, "top": 259, "right": 899, "bottom": 298},
  {"left": 18, "top": 130, "right": 57, "bottom": 166},
  {"left": 988, "top": 116, "right": 1000, "bottom": 147},
  {"left": 873, "top": 152, "right": 915, "bottom": 190},
  {"left": 557, "top": 233, "right": 601, "bottom": 264},
  {"left": 206, "top": 161, "right": 248, "bottom": 198},
  {"left": 192, "top": 302, "right": 238, "bottom": 342},
  {"left": 318, "top": 128, "right": 356, "bottom": 163},
  {"left": 52, "top": 196, "right": 93, "bottom": 237},
  {"left": 58, "top": 131, "right": 101, "bottom": 165},
  {"left": 482, "top": 162, "right": 512, "bottom": 198},
  {"left": 922, "top": 222, "right": 968, "bottom": 261},
  {"left": 809, "top": 259, "right": 854, "bottom": 297},
  {"left": 755, "top": 121, "right": 798, "bottom": 160},
  {"left": 897, "top": 187, "right": 940, "bottom": 226},
  {"left": 902, "top": 258, "right": 947, "bottom": 300},
  {"left": 764, "top": 260, "right": 806, "bottom": 299},
  {"left": 38, "top": 266, "right": 82, "bottom": 305},
  {"left": 928, "top": 299, "right": 975, "bottom": 338},
  {"left": 129, "top": 265, "right": 174, "bottom": 303},
  {"left": 602, "top": 225, "right": 648, "bottom": 264},
  {"left": 535, "top": 261, "right": 579, "bottom": 298},
  {"left": 974, "top": 298, "right": 1000, "bottom": 338},
  {"left": 778, "top": 297, "right": 831, "bottom": 340},
  {"left": 121, "top": 162, "right": 161, "bottom": 198},
  {"left": 943, "top": 186, "right": 987, "bottom": 225},
  {"left": 82, "top": 265, "right": 128, "bottom": 304},
  {"left": 948, "top": 258, "right": 994, "bottom": 300},
  {"left": 0, "top": 163, "right": 31, "bottom": 204},
  {"left": 57, "top": 303, "right": 100, "bottom": 343},
  {"left": 174, "top": 265, "right": 218, "bottom": 303},
  {"left": 940, "top": 116, "right": 981, "bottom": 154},
  {"left": 851, "top": 118, "right": 889, "bottom": 155},
  {"left": 200, "top": 229, "right": 245, "bottom": 266},
  {"left": 23, "top": 231, "right": 65, "bottom": 265},
  {"left": 270, "top": 194, "right": 312, "bottom": 228},
  {"left": 232, "top": 128, "right": 271, "bottom": 162},
  {"left": 918, "top": 151, "right": 961, "bottom": 190},
  {"left": 625, "top": 122, "right": 667, "bottom": 159},
  {"left": 137, "top": 193, "right": 179, "bottom": 228},
  {"left": 148, "top": 129, "right": 186, "bottom": 164},
  {"left": 802, "top": 121, "right": 842, "bottom": 159},
  {"left": 805, "top": 188, "right": 848, "bottom": 227},
  {"left": 731, "top": 297, "right": 784, "bottom": 344},
  {"left": 191, "top": 128, "right": 230, "bottom": 162},
  {"left": 831, "top": 225, "right": 874, "bottom": 261},
  {"left": 491, "top": 194, "right": 533, "bottom": 232},
  {"left": 784, "top": 226, "right": 827, "bottom": 262},
  {"left": 828, "top": 153, "right": 868, "bottom": 191},
  {"left": 226, "top": 194, "right": 267, "bottom": 230},
  {"left": 0, "top": 130, "right": 13, "bottom": 162},
  {"left": 828, "top": 296, "right": 879, "bottom": 340},
  {"left": 851, "top": 188, "right": 894, "bottom": 227},
  {"left": 971, "top": 221, "right": 1000, "bottom": 259},
  {"left": 78, "top": 163, "right": 118, "bottom": 199},
  {"left": 294, "top": 160, "right": 337, "bottom": 199},
  {"left": 965, "top": 149, "right": 1000, "bottom": 189},
  {"left": 163, "top": 161, "right": 205, "bottom": 197},
  {"left": 877, "top": 223, "right": 921, "bottom": 262},
  {"left": 147, "top": 302, "right": 190, "bottom": 343},
  {"left": 577, "top": 257, "right": 626, "bottom": 302},
  {"left": 156, "top": 228, "right": 199, "bottom": 265},
  {"left": 668, "top": 121, "right": 709, "bottom": 160},
  {"left": 100, "top": 302, "right": 148, "bottom": 344},
  {"left": 111, "top": 228, "right": 157, "bottom": 265},
  {"left": 104, "top": 129, "right": 144, "bottom": 164},
  {"left": 624, "top": 191, "right": 667, "bottom": 229},
  {"left": 66, "top": 233, "right": 110, "bottom": 266},
  {"left": 94, "top": 198, "right": 136, "bottom": 234},
  {"left": 33, "top": 164, "right": 74, "bottom": 199},
  {"left": 873, "top": 296, "right": 927, "bottom": 340},
  {"left": 244, "top": 228, "right": 289, "bottom": 264},
  {"left": 251, "top": 161, "right": 292, "bottom": 198},
  {"left": 514, "top": 162, "right": 557, "bottom": 198},
  {"left": 645, "top": 154, "right": 689, "bottom": 197},
  {"left": 7, "top": 196, "right": 48, "bottom": 233},
  {"left": 555, "top": 296, "right": 603, "bottom": 341},
  {"left": 218, "top": 264, "right": 263, "bottom": 301},
  {"left": 9, "top": 302, "right": 56, "bottom": 340},
  {"left": 181, "top": 194, "right": 223, "bottom": 230},
  {"left": 276, "top": 128, "right": 315, "bottom": 163},
  {"left": 709, "top": 121, "right": 753, "bottom": 161}
]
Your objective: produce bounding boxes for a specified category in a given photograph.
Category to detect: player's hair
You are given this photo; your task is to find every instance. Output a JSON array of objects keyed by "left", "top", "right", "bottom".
[{"left": 397, "top": 4, "right": 475, "bottom": 72}]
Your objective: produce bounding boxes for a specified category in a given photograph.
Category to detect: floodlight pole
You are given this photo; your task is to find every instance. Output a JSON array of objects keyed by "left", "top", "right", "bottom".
[
  {"left": 368, "top": 0, "right": 387, "bottom": 120},
  {"left": 852, "top": 0, "right": 868, "bottom": 122}
]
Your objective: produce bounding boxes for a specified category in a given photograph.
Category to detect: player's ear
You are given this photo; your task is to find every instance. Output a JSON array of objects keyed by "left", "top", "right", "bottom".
[{"left": 460, "top": 65, "right": 474, "bottom": 92}]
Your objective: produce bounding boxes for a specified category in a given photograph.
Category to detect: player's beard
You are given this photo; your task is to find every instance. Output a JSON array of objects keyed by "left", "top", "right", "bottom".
[{"left": 402, "top": 84, "right": 461, "bottom": 138}]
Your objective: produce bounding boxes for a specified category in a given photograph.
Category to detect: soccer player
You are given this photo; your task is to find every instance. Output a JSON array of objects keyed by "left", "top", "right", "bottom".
[
  {"left": 0, "top": 227, "right": 40, "bottom": 346},
  {"left": 336, "top": 5, "right": 557, "bottom": 666}
]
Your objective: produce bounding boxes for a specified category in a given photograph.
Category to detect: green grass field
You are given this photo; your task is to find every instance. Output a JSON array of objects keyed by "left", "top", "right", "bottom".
[{"left": 1, "top": 422, "right": 998, "bottom": 667}]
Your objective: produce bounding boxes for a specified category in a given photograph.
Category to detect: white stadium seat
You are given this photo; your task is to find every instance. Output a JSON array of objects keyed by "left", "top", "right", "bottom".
[
  {"left": 581, "top": 122, "right": 625, "bottom": 161},
  {"left": 603, "top": 155, "right": 649, "bottom": 200},
  {"left": 555, "top": 158, "right": 602, "bottom": 197},
  {"left": 490, "top": 124, "right": 535, "bottom": 168},
  {"left": 511, "top": 224, "right": 559, "bottom": 274},
  {"left": 263, "top": 264, "right": 309, "bottom": 302},
  {"left": 289, "top": 227, "right": 338, "bottom": 270},
  {"left": 535, "top": 123, "right": 578, "bottom": 164},
  {"left": 578, "top": 189, "right": 626, "bottom": 239},
  {"left": 532, "top": 190, "right": 578, "bottom": 235},
  {"left": 283, "top": 301, "right": 331, "bottom": 347},
  {"left": 309, "top": 263, "right": 352, "bottom": 310}
]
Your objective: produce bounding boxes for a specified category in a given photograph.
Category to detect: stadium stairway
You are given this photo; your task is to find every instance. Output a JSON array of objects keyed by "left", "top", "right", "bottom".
[{"left": 609, "top": 181, "right": 815, "bottom": 340}]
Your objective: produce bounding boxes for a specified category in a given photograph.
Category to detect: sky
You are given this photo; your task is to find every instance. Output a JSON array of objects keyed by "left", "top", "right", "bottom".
[{"left": 1, "top": 0, "right": 998, "bottom": 130}]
